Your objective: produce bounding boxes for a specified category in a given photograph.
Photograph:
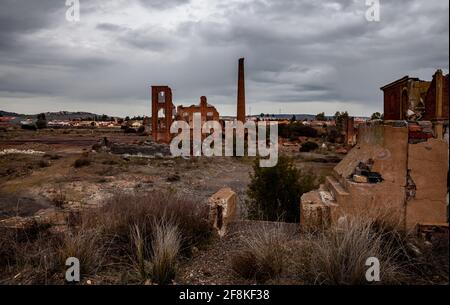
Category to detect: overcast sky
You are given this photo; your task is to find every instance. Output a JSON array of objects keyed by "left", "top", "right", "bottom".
[{"left": 0, "top": 0, "right": 448, "bottom": 117}]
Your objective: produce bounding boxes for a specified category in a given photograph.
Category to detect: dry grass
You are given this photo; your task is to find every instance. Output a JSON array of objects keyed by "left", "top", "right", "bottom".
[
  {"left": 0, "top": 191, "right": 212, "bottom": 284},
  {"left": 291, "top": 216, "right": 411, "bottom": 285},
  {"left": 150, "top": 219, "right": 181, "bottom": 285},
  {"left": 0, "top": 224, "right": 63, "bottom": 284},
  {"left": 231, "top": 223, "right": 291, "bottom": 283},
  {"left": 59, "top": 228, "right": 107, "bottom": 276},
  {"left": 82, "top": 191, "right": 212, "bottom": 256},
  {"left": 130, "top": 224, "right": 148, "bottom": 281}
]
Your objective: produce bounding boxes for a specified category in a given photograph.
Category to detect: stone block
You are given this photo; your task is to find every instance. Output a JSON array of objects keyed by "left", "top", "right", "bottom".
[{"left": 208, "top": 187, "right": 237, "bottom": 237}]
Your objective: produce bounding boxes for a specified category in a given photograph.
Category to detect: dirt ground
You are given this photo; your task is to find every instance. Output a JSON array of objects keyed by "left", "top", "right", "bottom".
[
  {"left": 0, "top": 128, "right": 341, "bottom": 284},
  {"left": 0, "top": 129, "right": 338, "bottom": 219}
]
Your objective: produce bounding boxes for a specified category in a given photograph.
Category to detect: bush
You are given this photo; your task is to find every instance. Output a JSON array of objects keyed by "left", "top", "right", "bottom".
[
  {"left": 246, "top": 156, "right": 316, "bottom": 222},
  {"left": 0, "top": 191, "right": 212, "bottom": 284},
  {"left": 21, "top": 124, "right": 37, "bottom": 131},
  {"left": 59, "top": 228, "right": 105, "bottom": 276},
  {"left": 38, "top": 160, "right": 51, "bottom": 168},
  {"left": 326, "top": 126, "right": 341, "bottom": 143},
  {"left": 290, "top": 215, "right": 413, "bottom": 285},
  {"left": 36, "top": 113, "right": 47, "bottom": 129},
  {"left": 44, "top": 154, "right": 61, "bottom": 160},
  {"left": 73, "top": 158, "right": 91, "bottom": 168},
  {"left": 299, "top": 141, "right": 319, "bottom": 152},
  {"left": 137, "top": 125, "right": 145, "bottom": 134},
  {"left": 279, "top": 122, "right": 318, "bottom": 139},
  {"left": 0, "top": 223, "right": 62, "bottom": 284},
  {"left": 124, "top": 127, "right": 137, "bottom": 133},
  {"left": 82, "top": 191, "right": 212, "bottom": 258},
  {"left": 231, "top": 224, "right": 289, "bottom": 283}
]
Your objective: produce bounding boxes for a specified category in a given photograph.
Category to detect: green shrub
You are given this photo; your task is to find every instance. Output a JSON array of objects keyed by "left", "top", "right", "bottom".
[
  {"left": 279, "top": 122, "right": 318, "bottom": 139},
  {"left": 246, "top": 156, "right": 316, "bottom": 222},
  {"left": 36, "top": 113, "right": 47, "bottom": 129}
]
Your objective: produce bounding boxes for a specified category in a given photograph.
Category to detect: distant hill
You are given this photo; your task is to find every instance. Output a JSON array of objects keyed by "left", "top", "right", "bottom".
[
  {"left": 0, "top": 110, "right": 21, "bottom": 117},
  {"left": 0, "top": 110, "right": 114, "bottom": 121}
]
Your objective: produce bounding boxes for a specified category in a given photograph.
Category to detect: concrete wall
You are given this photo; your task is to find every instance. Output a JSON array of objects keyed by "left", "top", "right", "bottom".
[
  {"left": 334, "top": 124, "right": 408, "bottom": 219},
  {"left": 406, "top": 139, "right": 448, "bottom": 227},
  {"left": 332, "top": 123, "right": 448, "bottom": 229}
]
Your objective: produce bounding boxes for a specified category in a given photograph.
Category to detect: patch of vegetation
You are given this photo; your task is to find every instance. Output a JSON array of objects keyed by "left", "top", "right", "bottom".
[
  {"left": 231, "top": 224, "right": 289, "bottom": 283},
  {"left": 73, "top": 158, "right": 91, "bottom": 168},
  {"left": 36, "top": 113, "right": 48, "bottom": 129},
  {"left": 0, "top": 191, "right": 212, "bottom": 284},
  {"left": 299, "top": 141, "right": 319, "bottom": 152},
  {"left": 246, "top": 156, "right": 317, "bottom": 222},
  {"left": 279, "top": 122, "right": 318, "bottom": 140},
  {"left": 43, "top": 154, "right": 61, "bottom": 160}
]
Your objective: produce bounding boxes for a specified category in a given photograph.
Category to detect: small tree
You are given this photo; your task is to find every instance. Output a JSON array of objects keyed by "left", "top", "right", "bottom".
[
  {"left": 246, "top": 156, "right": 316, "bottom": 223},
  {"left": 334, "top": 111, "right": 349, "bottom": 133},
  {"left": 315, "top": 112, "right": 326, "bottom": 121},
  {"left": 371, "top": 112, "right": 382, "bottom": 120}
]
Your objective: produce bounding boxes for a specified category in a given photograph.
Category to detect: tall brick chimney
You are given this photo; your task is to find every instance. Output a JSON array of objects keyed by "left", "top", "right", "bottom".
[{"left": 237, "top": 58, "right": 246, "bottom": 122}]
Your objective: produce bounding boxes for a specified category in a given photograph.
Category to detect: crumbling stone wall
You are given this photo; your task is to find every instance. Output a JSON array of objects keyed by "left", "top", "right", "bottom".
[
  {"left": 333, "top": 124, "right": 408, "bottom": 217},
  {"left": 301, "top": 122, "right": 448, "bottom": 230},
  {"left": 176, "top": 96, "right": 220, "bottom": 125}
]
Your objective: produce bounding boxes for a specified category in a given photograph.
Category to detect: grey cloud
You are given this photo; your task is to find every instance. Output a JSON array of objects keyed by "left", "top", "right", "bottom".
[
  {"left": 0, "top": 0, "right": 448, "bottom": 117},
  {"left": 138, "top": 0, "right": 190, "bottom": 10}
]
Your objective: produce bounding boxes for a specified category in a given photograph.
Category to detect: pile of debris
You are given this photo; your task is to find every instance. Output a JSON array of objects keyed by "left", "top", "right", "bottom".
[
  {"left": 350, "top": 159, "right": 383, "bottom": 184},
  {"left": 92, "top": 137, "right": 171, "bottom": 157}
]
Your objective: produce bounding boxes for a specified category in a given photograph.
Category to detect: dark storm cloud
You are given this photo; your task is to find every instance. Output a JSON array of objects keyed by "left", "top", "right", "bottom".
[
  {"left": 0, "top": 0, "right": 64, "bottom": 52},
  {"left": 0, "top": 0, "right": 448, "bottom": 116}
]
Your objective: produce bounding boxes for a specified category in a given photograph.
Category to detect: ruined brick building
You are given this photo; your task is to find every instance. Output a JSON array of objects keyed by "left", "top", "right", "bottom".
[
  {"left": 381, "top": 69, "right": 448, "bottom": 139},
  {"left": 151, "top": 89, "right": 220, "bottom": 143},
  {"left": 301, "top": 69, "right": 449, "bottom": 231},
  {"left": 176, "top": 96, "right": 219, "bottom": 125},
  {"left": 151, "top": 58, "right": 247, "bottom": 143}
]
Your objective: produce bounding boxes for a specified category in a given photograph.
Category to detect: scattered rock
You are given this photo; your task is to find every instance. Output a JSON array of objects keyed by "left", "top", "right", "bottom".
[
  {"left": 353, "top": 174, "right": 368, "bottom": 183},
  {"left": 167, "top": 174, "right": 181, "bottom": 182}
]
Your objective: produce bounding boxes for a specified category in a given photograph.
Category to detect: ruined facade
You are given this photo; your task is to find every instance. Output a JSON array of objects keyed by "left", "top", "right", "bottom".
[
  {"left": 151, "top": 86, "right": 175, "bottom": 143},
  {"left": 151, "top": 86, "right": 221, "bottom": 143},
  {"left": 381, "top": 70, "right": 449, "bottom": 124},
  {"left": 381, "top": 76, "right": 431, "bottom": 120},
  {"left": 423, "top": 70, "right": 449, "bottom": 140},
  {"left": 237, "top": 58, "right": 246, "bottom": 123},
  {"left": 177, "top": 96, "right": 220, "bottom": 125},
  {"left": 301, "top": 121, "right": 448, "bottom": 230}
]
